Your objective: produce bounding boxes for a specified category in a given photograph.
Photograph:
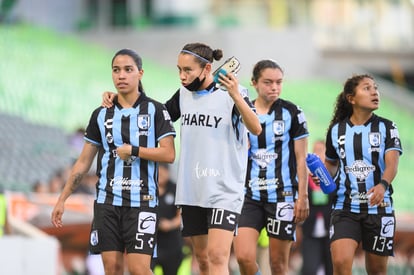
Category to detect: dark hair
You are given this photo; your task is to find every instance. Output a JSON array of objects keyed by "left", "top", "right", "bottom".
[
  {"left": 251, "top": 59, "right": 284, "bottom": 82},
  {"left": 328, "top": 74, "right": 374, "bottom": 129},
  {"left": 181, "top": 43, "right": 223, "bottom": 66},
  {"left": 112, "top": 48, "right": 144, "bottom": 93}
]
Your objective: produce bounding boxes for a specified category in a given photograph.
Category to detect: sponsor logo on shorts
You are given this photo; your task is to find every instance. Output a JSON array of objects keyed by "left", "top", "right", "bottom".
[
  {"left": 138, "top": 212, "right": 156, "bottom": 234},
  {"left": 381, "top": 216, "right": 395, "bottom": 238}
]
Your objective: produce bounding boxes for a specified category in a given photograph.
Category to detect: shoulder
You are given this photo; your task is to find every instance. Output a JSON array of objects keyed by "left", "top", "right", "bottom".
[
  {"left": 373, "top": 114, "right": 397, "bottom": 127},
  {"left": 90, "top": 106, "right": 108, "bottom": 117},
  {"left": 141, "top": 94, "right": 167, "bottom": 110}
]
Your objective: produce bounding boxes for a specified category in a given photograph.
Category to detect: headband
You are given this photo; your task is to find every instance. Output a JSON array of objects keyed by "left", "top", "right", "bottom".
[{"left": 181, "top": 50, "right": 211, "bottom": 64}]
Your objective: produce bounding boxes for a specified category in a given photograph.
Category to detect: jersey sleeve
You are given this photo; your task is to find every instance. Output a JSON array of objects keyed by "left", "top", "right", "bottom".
[
  {"left": 84, "top": 107, "right": 103, "bottom": 146},
  {"left": 325, "top": 125, "right": 338, "bottom": 160},
  {"left": 164, "top": 89, "right": 181, "bottom": 122},
  {"left": 154, "top": 102, "right": 176, "bottom": 141},
  {"left": 385, "top": 120, "right": 403, "bottom": 155},
  {"left": 290, "top": 105, "right": 309, "bottom": 140}
]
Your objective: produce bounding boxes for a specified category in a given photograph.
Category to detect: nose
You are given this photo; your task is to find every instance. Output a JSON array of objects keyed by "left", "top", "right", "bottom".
[{"left": 179, "top": 71, "right": 186, "bottom": 81}]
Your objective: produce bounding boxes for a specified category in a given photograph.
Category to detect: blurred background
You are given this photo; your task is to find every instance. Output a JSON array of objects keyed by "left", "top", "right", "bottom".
[{"left": 0, "top": 0, "right": 413, "bottom": 274}]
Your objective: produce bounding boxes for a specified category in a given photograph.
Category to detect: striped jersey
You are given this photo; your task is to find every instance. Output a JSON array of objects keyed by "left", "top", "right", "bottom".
[
  {"left": 246, "top": 98, "right": 309, "bottom": 203},
  {"left": 84, "top": 93, "right": 176, "bottom": 208},
  {"left": 165, "top": 82, "right": 254, "bottom": 213},
  {"left": 325, "top": 114, "right": 402, "bottom": 214}
]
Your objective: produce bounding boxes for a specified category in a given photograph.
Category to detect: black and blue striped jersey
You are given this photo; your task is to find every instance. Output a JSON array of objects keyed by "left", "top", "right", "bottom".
[
  {"left": 326, "top": 114, "right": 402, "bottom": 214},
  {"left": 84, "top": 93, "right": 176, "bottom": 208},
  {"left": 246, "top": 98, "right": 309, "bottom": 203}
]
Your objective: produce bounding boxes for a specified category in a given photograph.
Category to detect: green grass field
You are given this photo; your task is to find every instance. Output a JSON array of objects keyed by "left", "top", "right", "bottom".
[{"left": 1, "top": 24, "right": 412, "bottom": 211}]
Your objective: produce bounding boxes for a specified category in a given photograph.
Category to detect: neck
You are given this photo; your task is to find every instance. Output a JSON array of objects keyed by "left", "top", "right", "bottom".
[
  {"left": 350, "top": 109, "right": 373, "bottom": 125},
  {"left": 255, "top": 97, "right": 275, "bottom": 115},
  {"left": 118, "top": 91, "right": 140, "bottom": 108}
]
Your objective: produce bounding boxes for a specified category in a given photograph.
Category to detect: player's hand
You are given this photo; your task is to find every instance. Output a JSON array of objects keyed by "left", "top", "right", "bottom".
[
  {"left": 219, "top": 72, "right": 239, "bottom": 97},
  {"left": 51, "top": 201, "right": 65, "bottom": 228},
  {"left": 116, "top": 144, "right": 133, "bottom": 161},
  {"left": 310, "top": 172, "right": 321, "bottom": 185},
  {"left": 367, "top": 184, "right": 386, "bottom": 207},
  {"left": 294, "top": 197, "right": 309, "bottom": 223},
  {"left": 102, "top": 91, "right": 116, "bottom": 108}
]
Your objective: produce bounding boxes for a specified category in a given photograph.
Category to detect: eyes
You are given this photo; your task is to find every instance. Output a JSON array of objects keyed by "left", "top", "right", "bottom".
[
  {"left": 177, "top": 67, "right": 193, "bottom": 74},
  {"left": 112, "top": 66, "right": 135, "bottom": 73},
  {"left": 361, "top": 84, "right": 378, "bottom": 92},
  {"left": 260, "top": 79, "right": 282, "bottom": 86}
]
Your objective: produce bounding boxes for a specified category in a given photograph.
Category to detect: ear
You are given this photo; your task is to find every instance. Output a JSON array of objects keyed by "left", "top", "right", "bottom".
[
  {"left": 204, "top": 63, "right": 212, "bottom": 74},
  {"left": 346, "top": 94, "right": 355, "bottom": 105},
  {"left": 138, "top": 69, "right": 144, "bottom": 78}
]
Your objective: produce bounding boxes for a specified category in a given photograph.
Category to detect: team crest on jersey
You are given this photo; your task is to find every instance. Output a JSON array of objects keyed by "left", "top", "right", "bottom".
[
  {"left": 273, "top": 121, "right": 284, "bottom": 136},
  {"left": 137, "top": 115, "right": 150, "bottom": 130},
  {"left": 369, "top": 132, "right": 381, "bottom": 147}
]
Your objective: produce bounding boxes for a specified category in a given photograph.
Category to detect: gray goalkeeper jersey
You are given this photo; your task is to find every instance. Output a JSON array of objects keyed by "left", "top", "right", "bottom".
[{"left": 174, "top": 85, "right": 252, "bottom": 214}]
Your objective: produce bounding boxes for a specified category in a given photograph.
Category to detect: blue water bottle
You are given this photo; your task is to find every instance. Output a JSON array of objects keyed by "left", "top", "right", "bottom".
[{"left": 306, "top": 153, "right": 336, "bottom": 194}]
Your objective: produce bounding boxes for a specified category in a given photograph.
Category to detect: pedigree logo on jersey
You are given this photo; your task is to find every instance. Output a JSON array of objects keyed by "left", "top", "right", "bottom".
[
  {"left": 345, "top": 160, "right": 376, "bottom": 181},
  {"left": 252, "top": 148, "right": 278, "bottom": 169},
  {"left": 137, "top": 115, "right": 151, "bottom": 130},
  {"left": 273, "top": 121, "right": 284, "bottom": 136},
  {"left": 369, "top": 132, "right": 381, "bottom": 147}
]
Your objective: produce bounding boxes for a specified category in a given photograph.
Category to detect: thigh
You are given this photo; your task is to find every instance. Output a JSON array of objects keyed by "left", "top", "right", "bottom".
[
  {"left": 268, "top": 237, "right": 292, "bottom": 265},
  {"left": 127, "top": 253, "right": 152, "bottom": 274},
  {"left": 266, "top": 202, "right": 296, "bottom": 240},
  {"left": 181, "top": 205, "right": 208, "bottom": 237},
  {"left": 123, "top": 206, "right": 157, "bottom": 255},
  {"left": 90, "top": 202, "right": 123, "bottom": 254},
  {"left": 238, "top": 197, "right": 266, "bottom": 231},
  {"left": 233, "top": 227, "right": 259, "bottom": 258},
  {"left": 361, "top": 213, "right": 395, "bottom": 256},
  {"left": 330, "top": 210, "right": 362, "bottom": 243},
  {"left": 208, "top": 228, "right": 234, "bottom": 258}
]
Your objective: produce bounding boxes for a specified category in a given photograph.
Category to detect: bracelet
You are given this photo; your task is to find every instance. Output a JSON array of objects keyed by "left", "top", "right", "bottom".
[
  {"left": 379, "top": 179, "right": 389, "bottom": 191},
  {"left": 131, "top": 146, "right": 139, "bottom": 157}
]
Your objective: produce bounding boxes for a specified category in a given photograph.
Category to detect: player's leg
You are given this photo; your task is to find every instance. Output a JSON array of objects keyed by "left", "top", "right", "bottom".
[{"left": 234, "top": 227, "right": 260, "bottom": 275}]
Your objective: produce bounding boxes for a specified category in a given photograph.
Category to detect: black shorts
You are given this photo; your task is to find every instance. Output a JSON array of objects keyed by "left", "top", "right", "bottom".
[
  {"left": 180, "top": 205, "right": 239, "bottom": 237},
  {"left": 238, "top": 197, "right": 296, "bottom": 241},
  {"left": 330, "top": 210, "right": 395, "bottom": 256},
  {"left": 89, "top": 201, "right": 158, "bottom": 255}
]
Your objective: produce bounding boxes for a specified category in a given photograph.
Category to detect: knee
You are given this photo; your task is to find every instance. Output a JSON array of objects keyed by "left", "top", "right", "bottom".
[
  {"left": 194, "top": 251, "right": 209, "bottom": 271},
  {"left": 103, "top": 261, "right": 123, "bottom": 275},
  {"left": 208, "top": 247, "right": 229, "bottom": 266},
  {"left": 269, "top": 259, "right": 288, "bottom": 275},
  {"left": 235, "top": 249, "right": 256, "bottom": 267}
]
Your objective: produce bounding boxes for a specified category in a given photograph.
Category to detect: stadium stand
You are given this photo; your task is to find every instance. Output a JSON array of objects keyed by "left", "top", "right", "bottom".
[{"left": 0, "top": 112, "right": 74, "bottom": 192}]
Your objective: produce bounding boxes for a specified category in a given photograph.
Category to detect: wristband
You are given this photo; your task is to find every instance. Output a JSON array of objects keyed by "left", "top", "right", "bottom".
[
  {"left": 379, "top": 179, "right": 389, "bottom": 191},
  {"left": 131, "top": 146, "right": 139, "bottom": 157}
]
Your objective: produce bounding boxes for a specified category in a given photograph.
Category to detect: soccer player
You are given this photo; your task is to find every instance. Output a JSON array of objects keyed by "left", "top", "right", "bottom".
[
  {"left": 51, "top": 48, "right": 176, "bottom": 275},
  {"left": 233, "top": 60, "right": 309, "bottom": 275},
  {"left": 324, "top": 74, "right": 402, "bottom": 275},
  {"left": 103, "top": 42, "right": 262, "bottom": 275}
]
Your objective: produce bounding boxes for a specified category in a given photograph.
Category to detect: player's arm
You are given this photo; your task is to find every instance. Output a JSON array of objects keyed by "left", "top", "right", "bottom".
[
  {"left": 51, "top": 142, "right": 99, "bottom": 228},
  {"left": 222, "top": 74, "right": 261, "bottom": 135},
  {"left": 117, "top": 135, "right": 175, "bottom": 164},
  {"left": 294, "top": 137, "right": 309, "bottom": 223}
]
